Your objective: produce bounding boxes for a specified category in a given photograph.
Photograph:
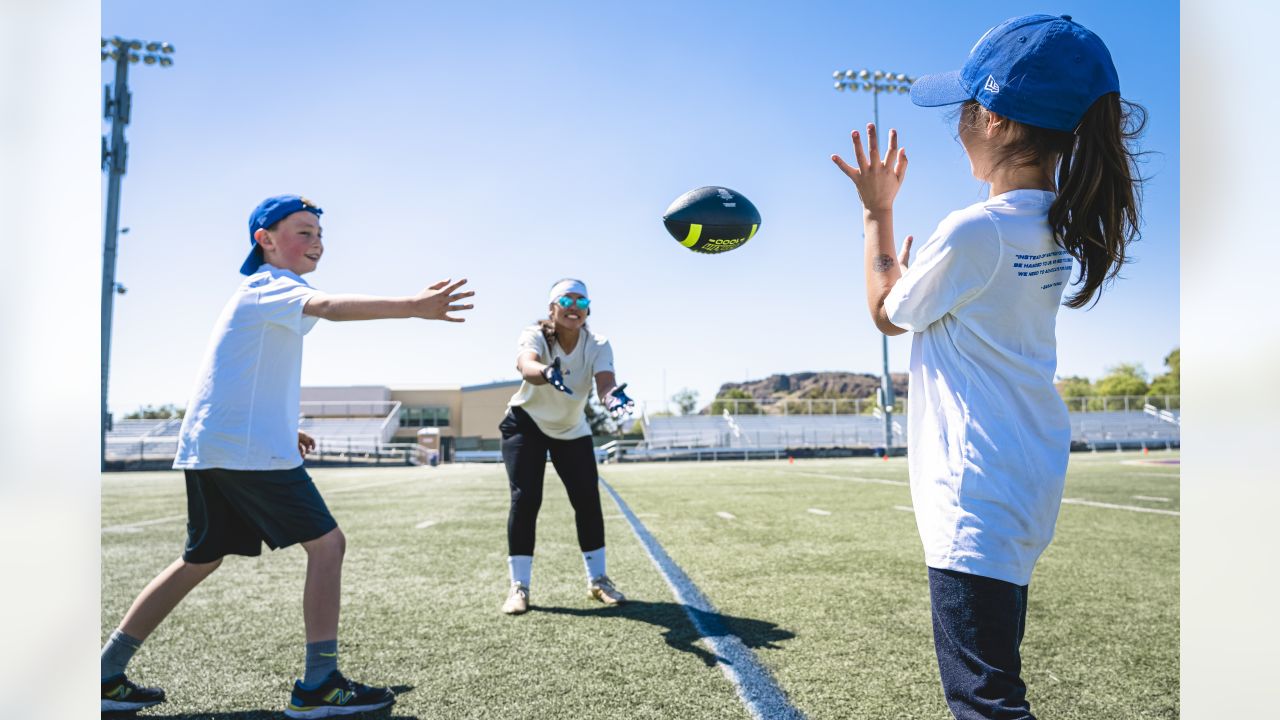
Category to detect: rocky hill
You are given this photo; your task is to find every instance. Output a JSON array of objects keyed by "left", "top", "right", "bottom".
[{"left": 709, "top": 371, "right": 909, "bottom": 413}]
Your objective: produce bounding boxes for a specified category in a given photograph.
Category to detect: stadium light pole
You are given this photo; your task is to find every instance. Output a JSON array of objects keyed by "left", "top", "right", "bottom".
[
  {"left": 101, "top": 37, "right": 174, "bottom": 470},
  {"left": 833, "top": 68, "right": 914, "bottom": 455}
]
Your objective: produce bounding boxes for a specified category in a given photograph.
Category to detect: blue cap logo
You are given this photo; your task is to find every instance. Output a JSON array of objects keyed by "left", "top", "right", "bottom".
[
  {"left": 909, "top": 14, "right": 1120, "bottom": 133},
  {"left": 241, "top": 194, "right": 324, "bottom": 275}
]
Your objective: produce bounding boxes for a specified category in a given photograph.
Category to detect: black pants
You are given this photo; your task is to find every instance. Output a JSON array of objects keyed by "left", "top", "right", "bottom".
[
  {"left": 929, "top": 567, "right": 1034, "bottom": 720},
  {"left": 500, "top": 407, "right": 604, "bottom": 556}
]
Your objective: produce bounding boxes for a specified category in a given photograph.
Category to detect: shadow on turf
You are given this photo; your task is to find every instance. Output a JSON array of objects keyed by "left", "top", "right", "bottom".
[
  {"left": 105, "top": 685, "right": 417, "bottom": 720},
  {"left": 533, "top": 600, "right": 796, "bottom": 668}
]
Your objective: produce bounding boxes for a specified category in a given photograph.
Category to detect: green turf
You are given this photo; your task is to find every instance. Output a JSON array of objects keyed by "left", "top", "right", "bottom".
[{"left": 102, "top": 451, "right": 1178, "bottom": 719}]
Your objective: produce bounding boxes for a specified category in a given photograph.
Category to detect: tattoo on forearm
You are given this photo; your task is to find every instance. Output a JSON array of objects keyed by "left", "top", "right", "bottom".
[{"left": 872, "top": 254, "right": 895, "bottom": 273}]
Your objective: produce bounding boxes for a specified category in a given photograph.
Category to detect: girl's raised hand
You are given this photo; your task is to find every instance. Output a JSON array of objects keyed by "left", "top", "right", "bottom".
[{"left": 831, "top": 123, "right": 908, "bottom": 213}]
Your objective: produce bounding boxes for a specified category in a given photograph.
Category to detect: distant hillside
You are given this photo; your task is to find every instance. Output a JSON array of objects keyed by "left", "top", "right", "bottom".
[{"left": 708, "top": 371, "right": 908, "bottom": 414}]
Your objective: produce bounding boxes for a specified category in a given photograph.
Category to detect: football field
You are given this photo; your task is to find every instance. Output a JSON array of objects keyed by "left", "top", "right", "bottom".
[{"left": 102, "top": 451, "right": 1179, "bottom": 719}]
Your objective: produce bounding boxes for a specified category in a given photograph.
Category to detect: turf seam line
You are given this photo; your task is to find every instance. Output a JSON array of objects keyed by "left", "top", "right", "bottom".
[
  {"left": 1061, "top": 498, "right": 1180, "bottom": 516},
  {"left": 791, "top": 471, "right": 908, "bottom": 487},
  {"left": 102, "top": 514, "right": 186, "bottom": 533},
  {"left": 599, "top": 477, "right": 806, "bottom": 720}
]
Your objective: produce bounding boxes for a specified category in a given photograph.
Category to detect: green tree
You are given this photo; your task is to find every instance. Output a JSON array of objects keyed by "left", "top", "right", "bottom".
[
  {"left": 1094, "top": 363, "right": 1149, "bottom": 410},
  {"left": 1147, "top": 348, "right": 1179, "bottom": 408},
  {"left": 124, "top": 403, "right": 185, "bottom": 420},
  {"left": 1055, "top": 375, "right": 1094, "bottom": 412},
  {"left": 710, "top": 388, "right": 760, "bottom": 415},
  {"left": 672, "top": 388, "right": 699, "bottom": 416},
  {"left": 585, "top": 392, "right": 620, "bottom": 436}
]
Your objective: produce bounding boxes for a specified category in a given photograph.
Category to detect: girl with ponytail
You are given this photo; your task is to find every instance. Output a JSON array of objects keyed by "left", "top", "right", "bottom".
[{"left": 832, "top": 14, "right": 1143, "bottom": 720}]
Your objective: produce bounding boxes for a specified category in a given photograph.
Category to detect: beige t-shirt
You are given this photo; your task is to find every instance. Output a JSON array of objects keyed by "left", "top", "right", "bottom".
[{"left": 507, "top": 324, "right": 614, "bottom": 440}]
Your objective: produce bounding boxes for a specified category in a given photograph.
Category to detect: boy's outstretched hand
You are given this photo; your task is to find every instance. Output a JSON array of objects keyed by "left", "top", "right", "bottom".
[
  {"left": 411, "top": 278, "right": 475, "bottom": 322},
  {"left": 831, "top": 124, "right": 908, "bottom": 213}
]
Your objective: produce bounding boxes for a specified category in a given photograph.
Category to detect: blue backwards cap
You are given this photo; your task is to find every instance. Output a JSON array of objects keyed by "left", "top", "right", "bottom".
[
  {"left": 241, "top": 194, "right": 324, "bottom": 275},
  {"left": 909, "top": 14, "right": 1119, "bottom": 133}
]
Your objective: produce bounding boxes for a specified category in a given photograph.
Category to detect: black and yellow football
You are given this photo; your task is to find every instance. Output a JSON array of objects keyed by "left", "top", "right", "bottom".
[{"left": 662, "top": 186, "right": 761, "bottom": 254}]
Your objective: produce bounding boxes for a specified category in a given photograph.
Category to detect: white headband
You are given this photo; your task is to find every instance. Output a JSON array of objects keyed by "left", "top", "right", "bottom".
[{"left": 548, "top": 279, "right": 588, "bottom": 303}]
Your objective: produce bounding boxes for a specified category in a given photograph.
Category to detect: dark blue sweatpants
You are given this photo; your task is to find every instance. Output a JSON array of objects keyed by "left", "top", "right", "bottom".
[{"left": 928, "top": 567, "right": 1034, "bottom": 720}]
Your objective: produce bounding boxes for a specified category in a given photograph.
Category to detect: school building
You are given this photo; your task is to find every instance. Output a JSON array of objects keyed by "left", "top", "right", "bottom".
[{"left": 299, "top": 380, "right": 522, "bottom": 457}]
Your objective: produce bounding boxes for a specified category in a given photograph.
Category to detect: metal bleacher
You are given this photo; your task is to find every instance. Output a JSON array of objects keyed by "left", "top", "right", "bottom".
[
  {"left": 1070, "top": 408, "right": 1180, "bottom": 450},
  {"left": 104, "top": 401, "right": 408, "bottom": 468},
  {"left": 104, "top": 418, "right": 183, "bottom": 464},
  {"left": 634, "top": 413, "right": 905, "bottom": 460},
  {"left": 629, "top": 399, "right": 1179, "bottom": 462}
]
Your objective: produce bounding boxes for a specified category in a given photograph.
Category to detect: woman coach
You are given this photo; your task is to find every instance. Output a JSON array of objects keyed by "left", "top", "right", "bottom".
[{"left": 498, "top": 278, "right": 634, "bottom": 615}]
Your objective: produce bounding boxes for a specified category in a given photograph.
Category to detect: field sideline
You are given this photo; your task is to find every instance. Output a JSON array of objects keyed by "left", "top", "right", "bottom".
[{"left": 102, "top": 452, "right": 1179, "bottom": 719}]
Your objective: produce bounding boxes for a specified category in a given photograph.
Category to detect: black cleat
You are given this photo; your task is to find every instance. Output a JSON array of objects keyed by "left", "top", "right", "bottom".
[
  {"left": 285, "top": 671, "right": 395, "bottom": 718},
  {"left": 102, "top": 673, "right": 166, "bottom": 713}
]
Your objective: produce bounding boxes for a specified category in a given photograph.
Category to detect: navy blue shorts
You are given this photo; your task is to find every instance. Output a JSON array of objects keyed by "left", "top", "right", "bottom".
[{"left": 182, "top": 466, "right": 338, "bottom": 564}]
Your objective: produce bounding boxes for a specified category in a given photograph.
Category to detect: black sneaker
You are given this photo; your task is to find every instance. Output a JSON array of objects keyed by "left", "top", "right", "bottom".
[
  {"left": 101, "top": 673, "right": 166, "bottom": 712},
  {"left": 285, "top": 671, "right": 395, "bottom": 718}
]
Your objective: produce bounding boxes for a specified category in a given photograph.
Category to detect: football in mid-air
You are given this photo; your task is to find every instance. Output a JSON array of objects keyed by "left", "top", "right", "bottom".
[{"left": 662, "top": 186, "right": 761, "bottom": 254}]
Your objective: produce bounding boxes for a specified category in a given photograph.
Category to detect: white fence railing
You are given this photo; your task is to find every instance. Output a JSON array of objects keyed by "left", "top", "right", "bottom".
[{"left": 702, "top": 394, "right": 1178, "bottom": 416}]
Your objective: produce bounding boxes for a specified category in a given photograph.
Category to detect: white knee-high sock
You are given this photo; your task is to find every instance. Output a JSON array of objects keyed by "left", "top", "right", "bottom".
[
  {"left": 583, "top": 546, "right": 606, "bottom": 580},
  {"left": 508, "top": 555, "right": 533, "bottom": 587}
]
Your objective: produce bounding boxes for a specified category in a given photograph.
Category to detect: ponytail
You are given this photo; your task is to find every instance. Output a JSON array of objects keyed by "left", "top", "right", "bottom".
[
  {"left": 1051, "top": 94, "right": 1147, "bottom": 309},
  {"left": 969, "top": 95, "right": 1147, "bottom": 308}
]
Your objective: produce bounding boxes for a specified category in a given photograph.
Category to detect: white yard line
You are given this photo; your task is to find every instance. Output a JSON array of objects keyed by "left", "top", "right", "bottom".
[
  {"left": 600, "top": 478, "right": 806, "bottom": 720},
  {"left": 414, "top": 520, "right": 437, "bottom": 529},
  {"left": 1132, "top": 495, "right": 1172, "bottom": 503},
  {"left": 892, "top": 505, "right": 914, "bottom": 513},
  {"left": 1122, "top": 472, "right": 1181, "bottom": 479},
  {"left": 325, "top": 477, "right": 418, "bottom": 494},
  {"left": 716, "top": 511, "right": 737, "bottom": 521},
  {"left": 1061, "top": 498, "right": 1180, "bottom": 517},
  {"left": 806, "top": 508, "right": 831, "bottom": 516},
  {"left": 102, "top": 514, "right": 186, "bottom": 533}
]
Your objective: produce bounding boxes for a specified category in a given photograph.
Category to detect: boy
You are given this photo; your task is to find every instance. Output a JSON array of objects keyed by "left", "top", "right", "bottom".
[{"left": 101, "top": 194, "right": 474, "bottom": 717}]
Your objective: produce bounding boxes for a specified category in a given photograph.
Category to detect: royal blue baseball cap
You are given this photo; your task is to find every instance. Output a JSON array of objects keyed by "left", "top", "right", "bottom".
[
  {"left": 241, "top": 194, "right": 324, "bottom": 275},
  {"left": 910, "top": 14, "right": 1119, "bottom": 133}
]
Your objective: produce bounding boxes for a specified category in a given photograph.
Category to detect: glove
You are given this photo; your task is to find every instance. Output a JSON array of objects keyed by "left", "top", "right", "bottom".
[
  {"left": 542, "top": 357, "right": 573, "bottom": 395},
  {"left": 605, "top": 383, "right": 635, "bottom": 419}
]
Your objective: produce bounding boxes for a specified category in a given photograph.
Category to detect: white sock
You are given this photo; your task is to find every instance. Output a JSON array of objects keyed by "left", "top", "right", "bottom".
[
  {"left": 508, "top": 555, "right": 533, "bottom": 587},
  {"left": 582, "top": 546, "right": 606, "bottom": 580}
]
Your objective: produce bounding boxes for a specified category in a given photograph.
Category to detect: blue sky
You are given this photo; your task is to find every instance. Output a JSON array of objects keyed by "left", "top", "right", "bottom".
[{"left": 100, "top": 0, "right": 1179, "bottom": 415}]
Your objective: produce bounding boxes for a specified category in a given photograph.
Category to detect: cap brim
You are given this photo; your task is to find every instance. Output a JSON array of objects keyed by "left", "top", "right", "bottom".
[
  {"left": 239, "top": 244, "right": 264, "bottom": 275},
  {"left": 909, "top": 70, "right": 971, "bottom": 107}
]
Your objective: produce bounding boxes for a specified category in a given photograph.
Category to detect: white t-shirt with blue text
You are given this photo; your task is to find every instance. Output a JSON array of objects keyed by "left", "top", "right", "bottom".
[
  {"left": 884, "top": 189, "right": 1072, "bottom": 586},
  {"left": 174, "top": 265, "right": 320, "bottom": 470},
  {"left": 507, "top": 325, "right": 614, "bottom": 440}
]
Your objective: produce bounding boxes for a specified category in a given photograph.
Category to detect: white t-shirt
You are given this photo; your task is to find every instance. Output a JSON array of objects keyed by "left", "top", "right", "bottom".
[
  {"left": 507, "top": 324, "right": 615, "bottom": 440},
  {"left": 173, "top": 265, "right": 321, "bottom": 470},
  {"left": 884, "top": 189, "right": 1072, "bottom": 586}
]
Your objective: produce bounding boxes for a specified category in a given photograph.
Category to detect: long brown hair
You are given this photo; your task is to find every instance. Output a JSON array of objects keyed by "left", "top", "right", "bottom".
[{"left": 964, "top": 95, "right": 1147, "bottom": 308}]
